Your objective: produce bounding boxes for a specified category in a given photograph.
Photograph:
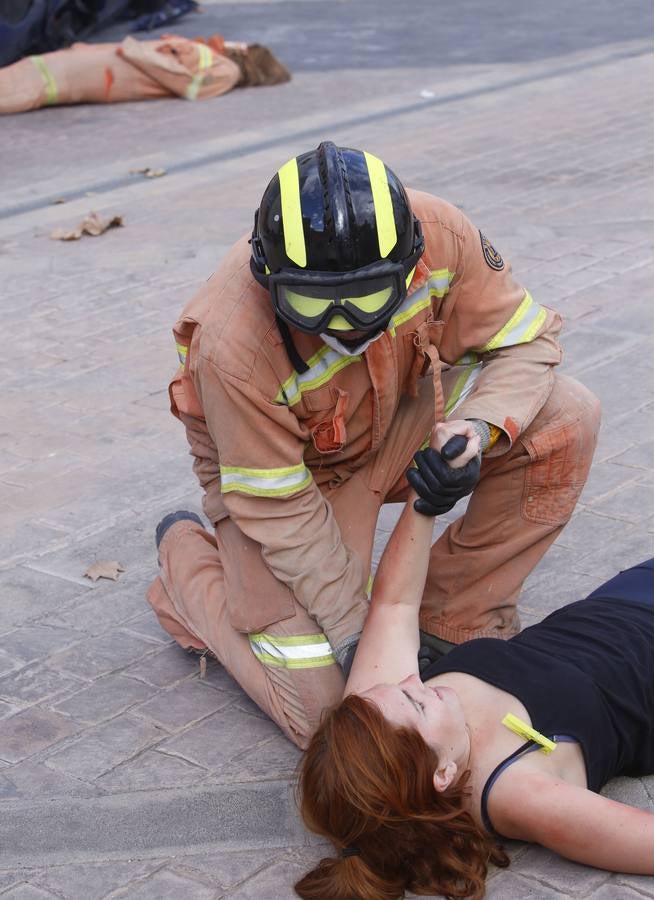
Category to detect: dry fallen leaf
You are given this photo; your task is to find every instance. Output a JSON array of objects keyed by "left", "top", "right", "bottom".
[
  {"left": 129, "top": 167, "right": 166, "bottom": 178},
  {"left": 82, "top": 212, "right": 123, "bottom": 236},
  {"left": 84, "top": 560, "right": 125, "bottom": 582},
  {"left": 50, "top": 225, "right": 83, "bottom": 241},
  {"left": 50, "top": 212, "right": 123, "bottom": 241}
]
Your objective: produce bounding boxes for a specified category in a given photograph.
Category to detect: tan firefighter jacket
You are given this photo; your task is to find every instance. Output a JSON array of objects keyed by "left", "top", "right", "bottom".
[{"left": 168, "top": 190, "right": 562, "bottom": 653}]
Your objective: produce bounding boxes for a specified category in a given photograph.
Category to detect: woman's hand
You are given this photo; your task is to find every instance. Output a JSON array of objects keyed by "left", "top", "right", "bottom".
[
  {"left": 431, "top": 419, "right": 481, "bottom": 466},
  {"left": 407, "top": 420, "right": 481, "bottom": 516}
]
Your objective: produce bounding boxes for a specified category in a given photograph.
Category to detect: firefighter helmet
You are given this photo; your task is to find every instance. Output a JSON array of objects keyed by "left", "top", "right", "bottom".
[{"left": 250, "top": 141, "right": 424, "bottom": 334}]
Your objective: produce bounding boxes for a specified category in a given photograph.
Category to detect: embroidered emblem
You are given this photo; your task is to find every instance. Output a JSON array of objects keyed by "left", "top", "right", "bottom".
[{"left": 479, "top": 231, "right": 504, "bottom": 271}]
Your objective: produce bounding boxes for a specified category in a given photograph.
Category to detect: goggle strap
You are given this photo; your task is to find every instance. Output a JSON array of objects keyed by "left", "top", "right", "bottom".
[
  {"left": 250, "top": 209, "right": 268, "bottom": 277},
  {"left": 250, "top": 256, "right": 270, "bottom": 289},
  {"left": 276, "top": 315, "right": 309, "bottom": 374}
]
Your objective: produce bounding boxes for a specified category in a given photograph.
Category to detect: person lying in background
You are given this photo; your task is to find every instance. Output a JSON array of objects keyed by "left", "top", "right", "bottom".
[
  {"left": 296, "top": 422, "right": 654, "bottom": 900},
  {"left": 0, "top": 34, "right": 290, "bottom": 115}
]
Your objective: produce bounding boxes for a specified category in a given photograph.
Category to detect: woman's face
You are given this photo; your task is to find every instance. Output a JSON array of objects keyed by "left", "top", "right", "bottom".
[{"left": 361, "top": 674, "right": 469, "bottom": 765}]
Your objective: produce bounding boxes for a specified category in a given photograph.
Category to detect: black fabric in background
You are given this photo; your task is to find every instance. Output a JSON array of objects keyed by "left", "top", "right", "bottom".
[{"left": 0, "top": 0, "right": 182, "bottom": 66}]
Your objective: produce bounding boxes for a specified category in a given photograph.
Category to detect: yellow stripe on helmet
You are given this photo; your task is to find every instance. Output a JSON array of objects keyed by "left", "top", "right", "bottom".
[
  {"left": 363, "top": 151, "right": 397, "bottom": 259},
  {"left": 278, "top": 157, "right": 307, "bottom": 268}
]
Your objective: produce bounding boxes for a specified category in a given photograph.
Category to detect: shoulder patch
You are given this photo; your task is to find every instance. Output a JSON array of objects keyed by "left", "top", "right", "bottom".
[{"left": 479, "top": 231, "right": 504, "bottom": 271}]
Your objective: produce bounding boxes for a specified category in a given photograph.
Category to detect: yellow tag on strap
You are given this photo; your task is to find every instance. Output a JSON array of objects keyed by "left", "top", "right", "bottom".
[{"left": 502, "top": 713, "right": 557, "bottom": 754}]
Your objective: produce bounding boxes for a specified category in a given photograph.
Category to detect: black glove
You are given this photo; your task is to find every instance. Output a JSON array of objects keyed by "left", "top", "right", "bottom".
[{"left": 406, "top": 435, "right": 480, "bottom": 516}]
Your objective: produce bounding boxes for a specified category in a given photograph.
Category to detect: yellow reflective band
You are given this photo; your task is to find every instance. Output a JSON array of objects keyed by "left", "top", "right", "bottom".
[
  {"left": 388, "top": 268, "right": 455, "bottom": 335},
  {"left": 364, "top": 151, "right": 397, "bottom": 258},
  {"left": 456, "top": 351, "right": 480, "bottom": 365},
  {"left": 481, "top": 291, "right": 546, "bottom": 352},
  {"left": 275, "top": 345, "right": 362, "bottom": 406},
  {"left": 249, "top": 631, "right": 335, "bottom": 669},
  {"left": 428, "top": 267, "right": 455, "bottom": 298},
  {"left": 198, "top": 44, "right": 214, "bottom": 68},
  {"left": 405, "top": 266, "right": 416, "bottom": 289},
  {"left": 220, "top": 463, "right": 312, "bottom": 497},
  {"left": 176, "top": 342, "right": 188, "bottom": 365},
  {"left": 366, "top": 573, "right": 374, "bottom": 597},
  {"left": 522, "top": 306, "right": 548, "bottom": 343},
  {"left": 444, "top": 362, "right": 482, "bottom": 417},
  {"left": 185, "top": 75, "right": 202, "bottom": 101},
  {"left": 342, "top": 286, "right": 392, "bottom": 312},
  {"left": 278, "top": 157, "right": 307, "bottom": 268},
  {"left": 185, "top": 44, "right": 214, "bottom": 100},
  {"left": 30, "top": 56, "right": 58, "bottom": 105},
  {"left": 389, "top": 294, "right": 431, "bottom": 334}
]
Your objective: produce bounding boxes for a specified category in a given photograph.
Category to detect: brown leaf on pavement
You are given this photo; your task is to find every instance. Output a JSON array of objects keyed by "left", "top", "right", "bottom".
[
  {"left": 83, "top": 560, "right": 125, "bottom": 582},
  {"left": 50, "top": 225, "right": 83, "bottom": 241},
  {"left": 50, "top": 212, "right": 124, "bottom": 241}
]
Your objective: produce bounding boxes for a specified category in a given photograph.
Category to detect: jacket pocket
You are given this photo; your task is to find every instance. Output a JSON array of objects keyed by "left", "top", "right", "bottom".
[
  {"left": 300, "top": 380, "right": 338, "bottom": 413},
  {"left": 216, "top": 517, "right": 296, "bottom": 632},
  {"left": 310, "top": 388, "right": 348, "bottom": 455},
  {"left": 169, "top": 368, "right": 205, "bottom": 420},
  {"left": 521, "top": 421, "right": 587, "bottom": 526}
]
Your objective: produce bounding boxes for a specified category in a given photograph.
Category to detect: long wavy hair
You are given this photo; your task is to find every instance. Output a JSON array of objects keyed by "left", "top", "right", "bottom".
[{"left": 295, "top": 693, "right": 509, "bottom": 900}]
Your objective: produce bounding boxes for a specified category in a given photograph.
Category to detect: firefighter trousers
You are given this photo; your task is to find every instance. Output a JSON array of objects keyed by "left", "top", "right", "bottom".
[{"left": 147, "top": 373, "right": 600, "bottom": 748}]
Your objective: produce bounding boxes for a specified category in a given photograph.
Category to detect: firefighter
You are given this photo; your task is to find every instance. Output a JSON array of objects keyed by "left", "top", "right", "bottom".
[{"left": 147, "top": 141, "right": 600, "bottom": 748}]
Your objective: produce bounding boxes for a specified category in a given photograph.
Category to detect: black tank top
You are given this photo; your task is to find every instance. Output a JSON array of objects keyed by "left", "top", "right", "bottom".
[{"left": 421, "top": 587, "right": 654, "bottom": 794}]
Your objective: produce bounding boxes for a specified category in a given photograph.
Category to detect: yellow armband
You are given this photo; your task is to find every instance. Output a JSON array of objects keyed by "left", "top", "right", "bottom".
[{"left": 502, "top": 713, "right": 557, "bottom": 754}]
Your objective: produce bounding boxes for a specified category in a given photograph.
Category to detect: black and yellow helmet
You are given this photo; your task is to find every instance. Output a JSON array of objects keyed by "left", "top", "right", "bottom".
[{"left": 250, "top": 141, "right": 424, "bottom": 335}]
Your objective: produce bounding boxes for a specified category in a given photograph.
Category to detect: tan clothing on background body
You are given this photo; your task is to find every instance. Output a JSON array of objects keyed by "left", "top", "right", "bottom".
[{"left": 0, "top": 36, "right": 241, "bottom": 115}]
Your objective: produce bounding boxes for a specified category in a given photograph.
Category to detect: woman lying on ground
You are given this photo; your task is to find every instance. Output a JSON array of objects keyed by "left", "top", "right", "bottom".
[{"left": 295, "top": 422, "right": 654, "bottom": 900}]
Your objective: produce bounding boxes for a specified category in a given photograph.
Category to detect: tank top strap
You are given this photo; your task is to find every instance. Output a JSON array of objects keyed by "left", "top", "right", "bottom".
[
  {"left": 480, "top": 735, "right": 578, "bottom": 837},
  {"left": 480, "top": 740, "right": 535, "bottom": 836}
]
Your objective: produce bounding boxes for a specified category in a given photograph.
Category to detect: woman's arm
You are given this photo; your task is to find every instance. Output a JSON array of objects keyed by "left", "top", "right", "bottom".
[
  {"left": 493, "top": 773, "right": 654, "bottom": 873},
  {"left": 344, "top": 422, "right": 480, "bottom": 696},
  {"left": 342, "top": 493, "right": 434, "bottom": 696}
]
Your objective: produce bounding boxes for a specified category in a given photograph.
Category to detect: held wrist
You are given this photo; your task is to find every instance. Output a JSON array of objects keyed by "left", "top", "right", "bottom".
[
  {"left": 465, "top": 418, "right": 490, "bottom": 452},
  {"left": 465, "top": 419, "right": 502, "bottom": 454}
]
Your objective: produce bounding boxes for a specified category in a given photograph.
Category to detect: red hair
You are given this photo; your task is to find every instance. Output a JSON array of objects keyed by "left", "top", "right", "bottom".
[{"left": 295, "top": 694, "right": 508, "bottom": 900}]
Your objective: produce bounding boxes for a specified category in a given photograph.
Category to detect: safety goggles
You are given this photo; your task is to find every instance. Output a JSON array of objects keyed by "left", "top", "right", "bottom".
[
  {"left": 273, "top": 263, "right": 416, "bottom": 334},
  {"left": 252, "top": 220, "right": 425, "bottom": 335}
]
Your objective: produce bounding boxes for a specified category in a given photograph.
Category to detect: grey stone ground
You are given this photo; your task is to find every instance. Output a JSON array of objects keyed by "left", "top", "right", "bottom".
[{"left": 1, "top": 0, "right": 654, "bottom": 896}]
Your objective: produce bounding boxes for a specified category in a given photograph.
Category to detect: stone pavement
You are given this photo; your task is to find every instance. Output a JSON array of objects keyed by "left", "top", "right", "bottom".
[{"left": 1, "top": 0, "right": 654, "bottom": 895}]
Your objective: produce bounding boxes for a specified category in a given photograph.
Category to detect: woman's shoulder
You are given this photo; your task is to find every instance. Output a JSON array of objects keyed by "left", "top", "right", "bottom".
[
  {"left": 473, "top": 734, "right": 588, "bottom": 837},
  {"left": 426, "top": 670, "right": 589, "bottom": 834}
]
